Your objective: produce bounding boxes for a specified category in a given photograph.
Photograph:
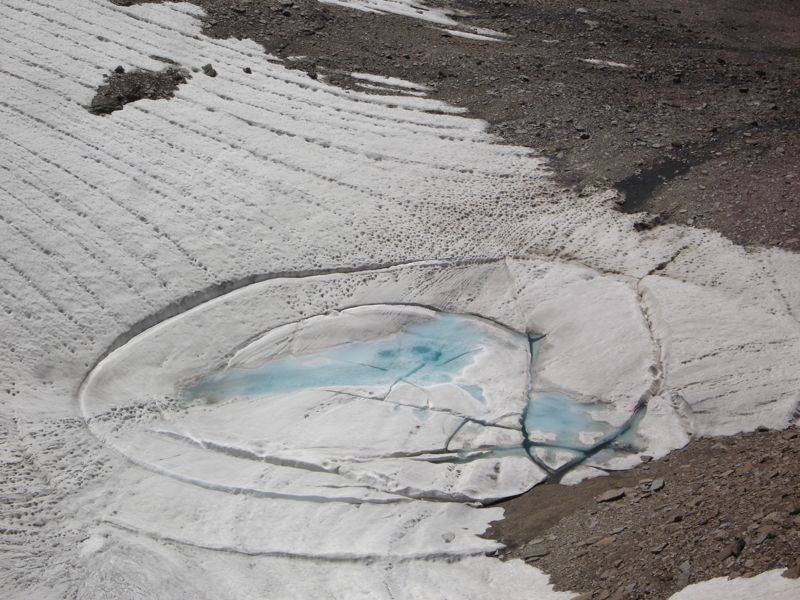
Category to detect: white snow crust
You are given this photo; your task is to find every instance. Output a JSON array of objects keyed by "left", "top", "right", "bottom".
[
  {"left": 350, "top": 71, "right": 432, "bottom": 91},
  {"left": 317, "top": 0, "right": 506, "bottom": 41},
  {"left": 443, "top": 28, "right": 508, "bottom": 42},
  {"left": 579, "top": 58, "right": 631, "bottom": 68},
  {"left": 667, "top": 569, "right": 800, "bottom": 600},
  {"left": 1, "top": 1, "right": 799, "bottom": 598}
]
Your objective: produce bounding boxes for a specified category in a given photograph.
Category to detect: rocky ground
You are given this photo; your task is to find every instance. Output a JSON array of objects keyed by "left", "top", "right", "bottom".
[
  {"left": 111, "top": 0, "right": 800, "bottom": 250},
  {"left": 487, "top": 425, "right": 800, "bottom": 599}
]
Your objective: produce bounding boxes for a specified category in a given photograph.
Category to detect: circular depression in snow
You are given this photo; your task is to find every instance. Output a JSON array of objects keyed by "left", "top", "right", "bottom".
[
  {"left": 80, "top": 260, "right": 662, "bottom": 507},
  {"left": 78, "top": 259, "right": 660, "bottom": 556},
  {"left": 81, "top": 304, "right": 548, "bottom": 503}
]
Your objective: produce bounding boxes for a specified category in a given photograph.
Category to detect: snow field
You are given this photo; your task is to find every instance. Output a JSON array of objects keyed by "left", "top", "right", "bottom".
[{"left": 1, "top": 1, "right": 799, "bottom": 598}]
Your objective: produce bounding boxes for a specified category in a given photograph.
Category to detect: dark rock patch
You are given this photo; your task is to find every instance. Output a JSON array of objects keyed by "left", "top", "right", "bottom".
[
  {"left": 89, "top": 65, "right": 190, "bottom": 115},
  {"left": 487, "top": 425, "right": 800, "bottom": 599}
]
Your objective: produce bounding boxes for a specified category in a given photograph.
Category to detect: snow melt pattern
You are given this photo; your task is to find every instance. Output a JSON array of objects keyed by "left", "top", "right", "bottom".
[
  {"left": 318, "top": 0, "right": 508, "bottom": 41},
  {"left": 1, "top": 1, "right": 800, "bottom": 599},
  {"left": 81, "top": 299, "right": 643, "bottom": 515}
]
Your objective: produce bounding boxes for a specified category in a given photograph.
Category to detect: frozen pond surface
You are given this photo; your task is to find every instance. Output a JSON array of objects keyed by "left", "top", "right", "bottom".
[
  {"left": 183, "top": 307, "right": 630, "bottom": 484},
  {"left": 188, "top": 312, "right": 495, "bottom": 403},
  {"left": 83, "top": 300, "right": 640, "bottom": 512},
  {"left": 524, "top": 392, "right": 611, "bottom": 448}
]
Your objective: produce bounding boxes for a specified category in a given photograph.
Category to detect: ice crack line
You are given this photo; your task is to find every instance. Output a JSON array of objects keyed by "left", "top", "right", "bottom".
[
  {"left": 147, "top": 427, "right": 510, "bottom": 504},
  {"left": 324, "top": 389, "right": 519, "bottom": 431},
  {"left": 103, "top": 519, "right": 490, "bottom": 564}
]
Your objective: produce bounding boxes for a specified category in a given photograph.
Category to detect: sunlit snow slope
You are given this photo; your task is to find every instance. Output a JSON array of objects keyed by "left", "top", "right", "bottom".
[{"left": 1, "top": 1, "right": 799, "bottom": 598}]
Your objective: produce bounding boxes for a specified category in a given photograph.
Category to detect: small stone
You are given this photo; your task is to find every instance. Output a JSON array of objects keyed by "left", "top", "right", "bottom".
[
  {"left": 640, "top": 455, "right": 653, "bottom": 463},
  {"left": 523, "top": 547, "right": 550, "bottom": 559},
  {"left": 753, "top": 525, "right": 779, "bottom": 544},
  {"left": 596, "top": 536, "right": 617, "bottom": 547},
  {"left": 717, "top": 538, "right": 745, "bottom": 561},
  {"left": 783, "top": 559, "right": 800, "bottom": 579},
  {"left": 764, "top": 511, "right": 784, "bottom": 523},
  {"left": 202, "top": 64, "right": 217, "bottom": 77},
  {"left": 650, "top": 542, "right": 668, "bottom": 554},
  {"left": 600, "top": 569, "right": 615, "bottom": 580},
  {"left": 651, "top": 478, "right": 665, "bottom": 492},
  {"left": 596, "top": 489, "right": 626, "bottom": 503},
  {"left": 609, "top": 526, "right": 626, "bottom": 535},
  {"left": 243, "top": 67, "right": 252, "bottom": 74},
  {"left": 581, "top": 536, "right": 601, "bottom": 547},
  {"left": 114, "top": 65, "right": 125, "bottom": 74}
]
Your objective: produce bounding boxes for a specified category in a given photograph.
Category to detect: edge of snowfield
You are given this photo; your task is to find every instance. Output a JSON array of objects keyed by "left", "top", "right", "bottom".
[{"left": 0, "top": 0, "right": 798, "bottom": 598}]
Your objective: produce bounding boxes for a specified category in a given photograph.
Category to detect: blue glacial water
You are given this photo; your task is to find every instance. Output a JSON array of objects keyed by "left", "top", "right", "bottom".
[
  {"left": 187, "top": 313, "right": 493, "bottom": 402},
  {"left": 186, "top": 309, "right": 624, "bottom": 468},
  {"left": 523, "top": 391, "right": 612, "bottom": 448}
]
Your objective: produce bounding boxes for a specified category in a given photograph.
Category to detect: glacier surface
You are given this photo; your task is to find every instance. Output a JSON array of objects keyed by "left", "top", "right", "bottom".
[{"left": 1, "top": 1, "right": 799, "bottom": 598}]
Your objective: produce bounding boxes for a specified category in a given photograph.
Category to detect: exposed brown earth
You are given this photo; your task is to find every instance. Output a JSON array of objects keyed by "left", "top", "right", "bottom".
[{"left": 487, "top": 425, "right": 800, "bottom": 599}]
